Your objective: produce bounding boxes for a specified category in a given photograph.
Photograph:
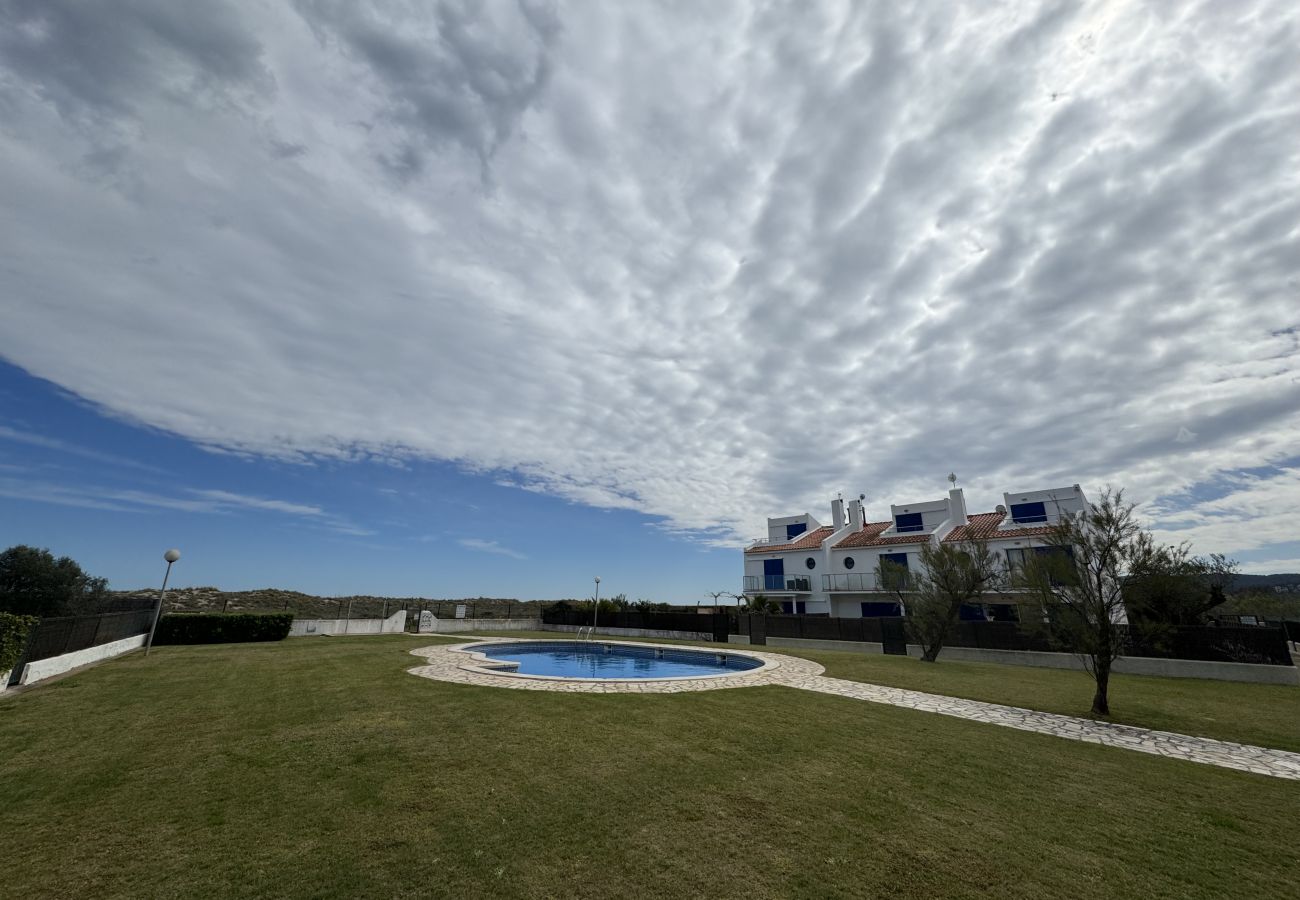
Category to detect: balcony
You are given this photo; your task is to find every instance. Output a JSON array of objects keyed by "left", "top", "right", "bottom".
[
  {"left": 821, "top": 573, "right": 913, "bottom": 592},
  {"left": 742, "top": 574, "right": 814, "bottom": 593}
]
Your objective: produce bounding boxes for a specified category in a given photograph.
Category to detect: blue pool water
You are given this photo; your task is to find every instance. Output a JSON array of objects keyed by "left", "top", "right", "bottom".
[{"left": 475, "top": 641, "right": 763, "bottom": 679}]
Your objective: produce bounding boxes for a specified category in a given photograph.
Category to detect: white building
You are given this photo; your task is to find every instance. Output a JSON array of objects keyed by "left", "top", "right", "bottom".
[{"left": 742, "top": 484, "right": 1090, "bottom": 619}]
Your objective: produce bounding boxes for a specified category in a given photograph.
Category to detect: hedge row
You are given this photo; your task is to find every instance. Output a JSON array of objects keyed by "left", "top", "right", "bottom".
[
  {"left": 155, "top": 612, "right": 293, "bottom": 645},
  {"left": 0, "top": 611, "right": 39, "bottom": 674}
]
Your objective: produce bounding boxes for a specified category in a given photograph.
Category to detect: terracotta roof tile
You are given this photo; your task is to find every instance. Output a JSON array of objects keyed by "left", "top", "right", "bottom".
[
  {"left": 943, "top": 511, "right": 1058, "bottom": 542},
  {"left": 830, "top": 521, "right": 934, "bottom": 549},
  {"left": 744, "top": 526, "right": 834, "bottom": 554}
]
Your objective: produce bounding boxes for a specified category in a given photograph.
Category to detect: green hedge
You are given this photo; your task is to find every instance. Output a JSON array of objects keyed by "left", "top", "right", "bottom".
[
  {"left": 154, "top": 612, "right": 293, "bottom": 645},
  {"left": 1, "top": 611, "right": 39, "bottom": 674}
]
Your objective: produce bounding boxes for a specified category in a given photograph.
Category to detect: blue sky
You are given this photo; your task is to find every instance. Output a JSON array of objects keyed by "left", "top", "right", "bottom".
[
  {"left": 0, "top": 361, "right": 733, "bottom": 599},
  {"left": 2, "top": 1, "right": 1299, "bottom": 595}
]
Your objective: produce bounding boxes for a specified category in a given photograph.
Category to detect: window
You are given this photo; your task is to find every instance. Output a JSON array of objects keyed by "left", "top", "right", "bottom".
[
  {"left": 880, "top": 552, "right": 909, "bottom": 590},
  {"left": 1008, "top": 545, "right": 1075, "bottom": 585},
  {"left": 1009, "top": 501, "right": 1047, "bottom": 523},
  {"left": 805, "top": 557, "right": 816, "bottom": 570},
  {"left": 786, "top": 522, "right": 807, "bottom": 540},
  {"left": 843, "top": 556, "right": 855, "bottom": 570},
  {"left": 781, "top": 600, "right": 807, "bottom": 614},
  {"left": 894, "top": 512, "right": 924, "bottom": 533},
  {"left": 861, "top": 601, "right": 901, "bottom": 617}
]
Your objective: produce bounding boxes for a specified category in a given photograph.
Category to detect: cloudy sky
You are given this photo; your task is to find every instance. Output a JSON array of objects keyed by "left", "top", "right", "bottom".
[{"left": 1, "top": 0, "right": 1298, "bottom": 597}]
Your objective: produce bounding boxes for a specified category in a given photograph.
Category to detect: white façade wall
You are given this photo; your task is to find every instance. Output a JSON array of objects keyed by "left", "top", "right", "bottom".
[
  {"left": 18, "top": 633, "right": 147, "bottom": 687},
  {"left": 289, "top": 610, "right": 406, "bottom": 636},
  {"left": 765, "top": 513, "right": 821, "bottom": 543}
]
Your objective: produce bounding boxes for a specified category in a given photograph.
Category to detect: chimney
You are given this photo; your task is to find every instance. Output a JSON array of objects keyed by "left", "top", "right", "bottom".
[
  {"left": 848, "top": 499, "right": 863, "bottom": 529},
  {"left": 948, "top": 487, "right": 968, "bottom": 526},
  {"left": 831, "top": 497, "right": 845, "bottom": 530}
]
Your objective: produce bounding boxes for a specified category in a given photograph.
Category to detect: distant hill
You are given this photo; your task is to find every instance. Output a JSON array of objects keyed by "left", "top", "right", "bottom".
[
  {"left": 109, "top": 586, "right": 545, "bottom": 619},
  {"left": 1228, "top": 574, "right": 1300, "bottom": 594}
]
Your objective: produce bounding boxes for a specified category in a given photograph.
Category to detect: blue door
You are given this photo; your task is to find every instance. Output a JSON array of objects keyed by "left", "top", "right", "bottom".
[{"left": 763, "top": 558, "right": 785, "bottom": 591}]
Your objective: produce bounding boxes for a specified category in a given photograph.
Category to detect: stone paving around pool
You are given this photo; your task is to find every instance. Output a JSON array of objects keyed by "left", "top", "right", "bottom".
[{"left": 408, "top": 640, "right": 1300, "bottom": 780}]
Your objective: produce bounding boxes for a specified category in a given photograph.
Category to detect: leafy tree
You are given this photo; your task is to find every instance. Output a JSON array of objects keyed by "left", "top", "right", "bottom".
[
  {"left": 0, "top": 545, "right": 108, "bottom": 618},
  {"left": 1015, "top": 488, "right": 1157, "bottom": 716},
  {"left": 903, "top": 539, "right": 1004, "bottom": 662},
  {"left": 1124, "top": 548, "right": 1237, "bottom": 628}
]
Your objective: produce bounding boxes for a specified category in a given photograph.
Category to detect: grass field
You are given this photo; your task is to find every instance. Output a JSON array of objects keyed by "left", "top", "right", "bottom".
[
  {"left": 3, "top": 635, "right": 1299, "bottom": 899},
  {"left": 463, "top": 630, "right": 1300, "bottom": 752}
]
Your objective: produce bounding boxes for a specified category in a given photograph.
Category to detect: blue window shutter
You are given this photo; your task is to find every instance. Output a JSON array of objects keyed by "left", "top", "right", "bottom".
[
  {"left": 894, "top": 513, "right": 923, "bottom": 532},
  {"left": 786, "top": 522, "right": 807, "bottom": 540},
  {"left": 1009, "top": 502, "right": 1047, "bottom": 523}
]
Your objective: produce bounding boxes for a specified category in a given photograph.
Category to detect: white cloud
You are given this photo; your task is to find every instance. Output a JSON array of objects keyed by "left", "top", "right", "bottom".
[
  {"left": 1, "top": 1, "right": 1298, "bottom": 554},
  {"left": 457, "top": 538, "right": 527, "bottom": 560},
  {"left": 0, "top": 474, "right": 370, "bottom": 535}
]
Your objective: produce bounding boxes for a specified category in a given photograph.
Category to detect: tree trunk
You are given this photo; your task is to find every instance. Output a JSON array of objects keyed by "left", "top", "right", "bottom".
[
  {"left": 1091, "top": 661, "right": 1111, "bottom": 716},
  {"left": 921, "top": 644, "right": 940, "bottom": 662}
]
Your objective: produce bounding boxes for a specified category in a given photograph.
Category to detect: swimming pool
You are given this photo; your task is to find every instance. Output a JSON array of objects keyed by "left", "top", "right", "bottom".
[{"left": 466, "top": 641, "right": 765, "bottom": 680}]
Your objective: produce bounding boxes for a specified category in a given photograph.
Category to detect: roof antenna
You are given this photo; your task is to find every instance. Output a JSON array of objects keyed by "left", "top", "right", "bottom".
[{"left": 947, "top": 472, "right": 958, "bottom": 487}]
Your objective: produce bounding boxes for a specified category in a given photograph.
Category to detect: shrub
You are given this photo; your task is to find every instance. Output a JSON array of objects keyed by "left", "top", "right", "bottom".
[
  {"left": 154, "top": 612, "right": 292, "bottom": 645},
  {"left": 0, "top": 611, "right": 39, "bottom": 675}
]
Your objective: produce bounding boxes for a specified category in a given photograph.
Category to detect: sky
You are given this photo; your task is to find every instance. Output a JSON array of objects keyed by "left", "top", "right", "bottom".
[{"left": 1, "top": 0, "right": 1299, "bottom": 599}]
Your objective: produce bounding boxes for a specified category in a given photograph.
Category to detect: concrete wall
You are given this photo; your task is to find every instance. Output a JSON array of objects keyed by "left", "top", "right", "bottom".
[
  {"left": 420, "top": 618, "right": 541, "bottom": 634},
  {"left": 18, "top": 633, "right": 147, "bottom": 687},
  {"left": 290, "top": 610, "right": 406, "bottom": 636},
  {"left": 728, "top": 634, "right": 1299, "bottom": 685},
  {"left": 544, "top": 624, "right": 714, "bottom": 641}
]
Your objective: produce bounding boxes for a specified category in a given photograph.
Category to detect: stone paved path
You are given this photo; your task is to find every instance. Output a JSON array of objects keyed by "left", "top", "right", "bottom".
[{"left": 408, "top": 640, "right": 1300, "bottom": 780}]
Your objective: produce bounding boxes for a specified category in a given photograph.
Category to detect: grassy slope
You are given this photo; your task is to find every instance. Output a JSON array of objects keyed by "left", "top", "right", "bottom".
[
  {"left": 2, "top": 636, "right": 1299, "bottom": 899},
  {"left": 457, "top": 630, "right": 1300, "bottom": 752}
]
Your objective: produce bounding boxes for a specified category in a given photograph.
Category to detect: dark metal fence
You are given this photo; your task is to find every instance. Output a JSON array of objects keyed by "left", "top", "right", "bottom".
[
  {"left": 21, "top": 609, "right": 155, "bottom": 663},
  {"left": 1125, "top": 625, "right": 1293, "bottom": 666},
  {"left": 542, "top": 606, "right": 730, "bottom": 641},
  {"left": 734, "top": 614, "right": 1293, "bottom": 666},
  {"left": 6, "top": 608, "right": 156, "bottom": 685}
]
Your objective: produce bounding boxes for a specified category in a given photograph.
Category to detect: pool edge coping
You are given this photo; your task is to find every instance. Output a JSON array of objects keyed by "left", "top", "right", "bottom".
[{"left": 445, "top": 638, "right": 780, "bottom": 684}]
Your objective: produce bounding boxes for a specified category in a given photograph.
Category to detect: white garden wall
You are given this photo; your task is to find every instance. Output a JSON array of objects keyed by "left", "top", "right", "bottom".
[{"left": 290, "top": 610, "right": 406, "bottom": 636}]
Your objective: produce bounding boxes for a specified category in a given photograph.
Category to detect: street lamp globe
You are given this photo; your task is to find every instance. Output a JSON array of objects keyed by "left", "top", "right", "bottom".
[{"left": 164, "top": 548, "right": 181, "bottom": 563}]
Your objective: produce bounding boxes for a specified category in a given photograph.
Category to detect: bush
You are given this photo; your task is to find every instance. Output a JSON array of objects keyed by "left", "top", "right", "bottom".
[
  {"left": 154, "top": 613, "right": 292, "bottom": 645},
  {"left": 0, "top": 611, "right": 39, "bottom": 675}
]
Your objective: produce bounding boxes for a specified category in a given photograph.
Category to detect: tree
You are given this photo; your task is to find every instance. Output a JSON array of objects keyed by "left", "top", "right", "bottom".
[
  {"left": 903, "top": 539, "right": 1004, "bottom": 662},
  {"left": 1015, "top": 488, "right": 1157, "bottom": 716},
  {"left": 0, "top": 545, "right": 108, "bottom": 618},
  {"left": 1124, "top": 548, "right": 1237, "bottom": 628}
]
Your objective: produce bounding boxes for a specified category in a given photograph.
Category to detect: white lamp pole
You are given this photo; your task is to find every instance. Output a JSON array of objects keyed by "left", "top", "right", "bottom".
[
  {"left": 145, "top": 548, "right": 181, "bottom": 657},
  {"left": 593, "top": 576, "right": 601, "bottom": 632}
]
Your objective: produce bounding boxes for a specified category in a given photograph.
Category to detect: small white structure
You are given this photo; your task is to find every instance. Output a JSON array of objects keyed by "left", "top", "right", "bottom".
[
  {"left": 289, "top": 609, "right": 407, "bottom": 636},
  {"left": 743, "top": 483, "right": 1091, "bottom": 619}
]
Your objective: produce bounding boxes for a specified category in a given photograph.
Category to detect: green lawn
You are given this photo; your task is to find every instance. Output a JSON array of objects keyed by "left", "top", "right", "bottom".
[
  {"left": 458, "top": 630, "right": 1300, "bottom": 752},
  {"left": 2, "top": 635, "right": 1298, "bottom": 899}
]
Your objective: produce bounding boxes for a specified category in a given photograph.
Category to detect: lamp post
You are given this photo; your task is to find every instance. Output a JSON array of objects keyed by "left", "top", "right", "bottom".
[
  {"left": 145, "top": 549, "right": 181, "bottom": 657},
  {"left": 593, "top": 576, "right": 601, "bottom": 632}
]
